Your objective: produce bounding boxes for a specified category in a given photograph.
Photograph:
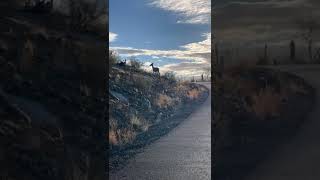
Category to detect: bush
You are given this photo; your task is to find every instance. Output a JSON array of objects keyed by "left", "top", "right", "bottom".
[
  {"left": 155, "top": 94, "right": 174, "bottom": 108},
  {"left": 187, "top": 89, "right": 201, "bottom": 100},
  {"left": 132, "top": 74, "right": 152, "bottom": 92},
  {"left": 163, "top": 71, "right": 176, "bottom": 82},
  {"left": 130, "top": 115, "right": 150, "bottom": 132},
  {"left": 129, "top": 58, "right": 143, "bottom": 70},
  {"left": 247, "top": 86, "right": 282, "bottom": 119},
  {"left": 109, "top": 51, "right": 119, "bottom": 66}
]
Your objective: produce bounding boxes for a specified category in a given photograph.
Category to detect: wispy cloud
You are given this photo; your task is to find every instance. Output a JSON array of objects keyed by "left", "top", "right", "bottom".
[
  {"left": 160, "top": 62, "right": 210, "bottom": 77},
  {"left": 109, "top": 32, "right": 118, "bottom": 42},
  {"left": 110, "top": 33, "right": 211, "bottom": 76},
  {"left": 110, "top": 33, "right": 211, "bottom": 63},
  {"left": 150, "top": 0, "right": 211, "bottom": 24}
]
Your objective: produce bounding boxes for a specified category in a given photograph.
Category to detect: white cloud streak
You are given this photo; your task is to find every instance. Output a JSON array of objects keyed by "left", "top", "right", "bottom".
[
  {"left": 110, "top": 33, "right": 211, "bottom": 63},
  {"left": 110, "top": 33, "right": 211, "bottom": 76},
  {"left": 150, "top": 0, "right": 211, "bottom": 24},
  {"left": 109, "top": 32, "right": 118, "bottom": 42}
]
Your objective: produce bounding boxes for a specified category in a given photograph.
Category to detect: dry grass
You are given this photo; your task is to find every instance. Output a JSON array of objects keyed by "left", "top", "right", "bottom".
[
  {"left": 248, "top": 86, "right": 282, "bottom": 119},
  {"left": 175, "top": 82, "right": 189, "bottom": 94},
  {"left": 155, "top": 94, "right": 174, "bottom": 108},
  {"left": 109, "top": 117, "right": 118, "bottom": 145},
  {"left": 109, "top": 116, "right": 138, "bottom": 145},
  {"left": 109, "top": 130, "right": 118, "bottom": 145},
  {"left": 187, "top": 89, "right": 201, "bottom": 100},
  {"left": 117, "top": 128, "right": 136, "bottom": 145},
  {"left": 132, "top": 74, "right": 152, "bottom": 91},
  {"left": 130, "top": 115, "right": 150, "bottom": 132}
]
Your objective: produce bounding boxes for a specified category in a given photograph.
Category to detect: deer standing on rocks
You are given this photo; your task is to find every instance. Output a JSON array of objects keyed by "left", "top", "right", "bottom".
[{"left": 150, "top": 63, "right": 160, "bottom": 75}]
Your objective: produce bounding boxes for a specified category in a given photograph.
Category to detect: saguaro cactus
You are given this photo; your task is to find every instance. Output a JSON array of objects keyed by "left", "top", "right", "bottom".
[
  {"left": 218, "top": 56, "right": 224, "bottom": 78},
  {"left": 264, "top": 43, "right": 268, "bottom": 63},
  {"left": 290, "top": 40, "right": 296, "bottom": 62}
]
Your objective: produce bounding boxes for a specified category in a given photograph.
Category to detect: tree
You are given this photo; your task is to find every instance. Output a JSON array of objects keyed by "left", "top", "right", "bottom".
[{"left": 296, "top": 16, "right": 319, "bottom": 62}]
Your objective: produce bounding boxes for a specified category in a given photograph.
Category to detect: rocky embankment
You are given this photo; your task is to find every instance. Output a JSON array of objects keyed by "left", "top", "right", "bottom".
[
  {"left": 0, "top": 2, "right": 106, "bottom": 180},
  {"left": 109, "top": 66, "right": 209, "bottom": 171},
  {"left": 214, "top": 67, "right": 315, "bottom": 180}
]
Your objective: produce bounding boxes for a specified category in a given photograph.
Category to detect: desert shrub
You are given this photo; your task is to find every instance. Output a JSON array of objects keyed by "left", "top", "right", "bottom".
[
  {"left": 155, "top": 94, "right": 174, "bottom": 108},
  {"left": 68, "top": 0, "right": 104, "bottom": 31},
  {"left": 117, "top": 128, "right": 136, "bottom": 145},
  {"left": 129, "top": 58, "right": 143, "bottom": 70},
  {"left": 130, "top": 115, "right": 150, "bottom": 132},
  {"left": 109, "top": 117, "right": 118, "bottom": 145},
  {"left": 187, "top": 88, "right": 201, "bottom": 100},
  {"left": 132, "top": 74, "right": 152, "bottom": 92},
  {"left": 163, "top": 71, "right": 176, "bottom": 82},
  {"left": 109, "top": 130, "right": 118, "bottom": 145},
  {"left": 247, "top": 86, "right": 282, "bottom": 119},
  {"left": 175, "top": 83, "right": 189, "bottom": 95},
  {"left": 109, "top": 50, "right": 119, "bottom": 66}
]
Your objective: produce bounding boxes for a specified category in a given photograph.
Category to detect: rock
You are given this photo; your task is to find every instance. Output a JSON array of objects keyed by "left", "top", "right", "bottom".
[
  {"left": 109, "top": 90, "right": 129, "bottom": 105},
  {"left": 0, "top": 40, "right": 8, "bottom": 53}
]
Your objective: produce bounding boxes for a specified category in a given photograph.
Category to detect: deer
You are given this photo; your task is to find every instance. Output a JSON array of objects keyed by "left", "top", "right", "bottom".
[
  {"left": 150, "top": 63, "right": 160, "bottom": 75},
  {"left": 118, "top": 59, "right": 126, "bottom": 67}
]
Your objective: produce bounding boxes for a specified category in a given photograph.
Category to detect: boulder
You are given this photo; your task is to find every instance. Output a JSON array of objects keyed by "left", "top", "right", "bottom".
[{"left": 109, "top": 90, "right": 129, "bottom": 105}]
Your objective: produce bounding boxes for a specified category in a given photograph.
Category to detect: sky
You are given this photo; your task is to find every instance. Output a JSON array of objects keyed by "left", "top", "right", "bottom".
[
  {"left": 215, "top": 0, "right": 320, "bottom": 63},
  {"left": 109, "top": 0, "right": 211, "bottom": 78}
]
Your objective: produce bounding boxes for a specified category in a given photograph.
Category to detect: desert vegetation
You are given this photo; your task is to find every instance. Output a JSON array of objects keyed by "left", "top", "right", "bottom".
[
  {"left": 108, "top": 50, "right": 209, "bottom": 170},
  {"left": 0, "top": 1, "right": 106, "bottom": 180},
  {"left": 214, "top": 62, "right": 315, "bottom": 180}
]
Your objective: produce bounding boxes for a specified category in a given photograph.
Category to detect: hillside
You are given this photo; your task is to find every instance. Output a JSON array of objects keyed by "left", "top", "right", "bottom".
[
  {"left": 213, "top": 64, "right": 315, "bottom": 180},
  {"left": 108, "top": 61, "right": 209, "bottom": 171},
  {"left": 0, "top": 1, "right": 106, "bottom": 180}
]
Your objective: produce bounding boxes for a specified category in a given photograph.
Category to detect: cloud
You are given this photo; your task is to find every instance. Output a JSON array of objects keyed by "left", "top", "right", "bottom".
[
  {"left": 160, "top": 62, "right": 210, "bottom": 77},
  {"left": 150, "top": 0, "right": 211, "bottom": 24},
  {"left": 110, "top": 33, "right": 211, "bottom": 76},
  {"left": 110, "top": 33, "right": 211, "bottom": 63},
  {"left": 109, "top": 32, "right": 118, "bottom": 42}
]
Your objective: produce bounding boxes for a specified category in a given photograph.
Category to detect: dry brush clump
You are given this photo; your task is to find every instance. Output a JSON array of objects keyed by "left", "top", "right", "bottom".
[
  {"left": 109, "top": 117, "right": 118, "bottom": 145},
  {"left": 187, "top": 89, "right": 201, "bottom": 100},
  {"left": 130, "top": 115, "right": 150, "bottom": 132},
  {"left": 247, "top": 86, "right": 282, "bottom": 120},
  {"left": 109, "top": 63, "right": 208, "bottom": 150},
  {"left": 155, "top": 94, "right": 174, "bottom": 109}
]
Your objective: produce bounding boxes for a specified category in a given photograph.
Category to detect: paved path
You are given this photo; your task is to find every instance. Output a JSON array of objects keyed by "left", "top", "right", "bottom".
[
  {"left": 110, "top": 82, "right": 211, "bottom": 180},
  {"left": 246, "top": 65, "right": 320, "bottom": 180}
]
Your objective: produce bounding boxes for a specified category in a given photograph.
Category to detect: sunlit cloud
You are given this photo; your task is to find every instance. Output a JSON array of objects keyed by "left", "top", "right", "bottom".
[
  {"left": 150, "top": 0, "right": 211, "bottom": 24},
  {"left": 110, "top": 33, "right": 211, "bottom": 76},
  {"left": 111, "top": 33, "right": 210, "bottom": 63},
  {"left": 109, "top": 32, "right": 118, "bottom": 42}
]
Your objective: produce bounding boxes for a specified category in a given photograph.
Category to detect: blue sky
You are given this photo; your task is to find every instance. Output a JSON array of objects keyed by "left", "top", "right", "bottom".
[{"left": 109, "top": 0, "right": 211, "bottom": 77}]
